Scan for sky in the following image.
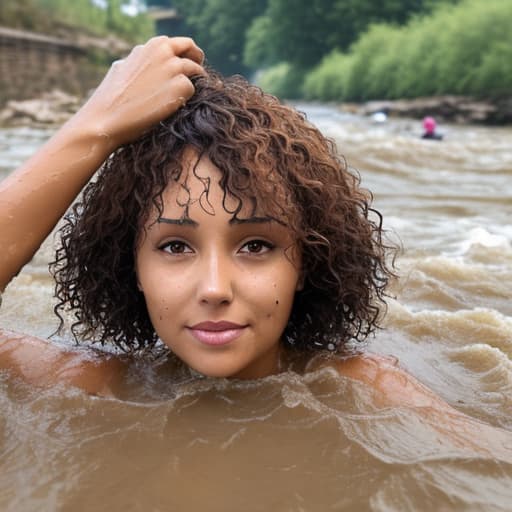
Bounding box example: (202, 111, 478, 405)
(90, 0, 147, 16)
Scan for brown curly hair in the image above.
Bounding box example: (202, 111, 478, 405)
(50, 71, 396, 354)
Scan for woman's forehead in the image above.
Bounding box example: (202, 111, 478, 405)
(152, 151, 294, 222)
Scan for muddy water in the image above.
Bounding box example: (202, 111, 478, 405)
(1, 110, 511, 511)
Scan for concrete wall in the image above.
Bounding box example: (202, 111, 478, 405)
(0, 26, 107, 106)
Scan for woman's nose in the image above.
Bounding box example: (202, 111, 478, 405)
(197, 251, 234, 306)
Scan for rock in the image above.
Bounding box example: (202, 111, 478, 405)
(74, 33, 131, 56)
(0, 89, 81, 126)
(490, 98, 512, 124)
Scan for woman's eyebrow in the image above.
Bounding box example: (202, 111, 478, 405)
(157, 216, 198, 227)
(157, 215, 282, 227)
(229, 216, 274, 225)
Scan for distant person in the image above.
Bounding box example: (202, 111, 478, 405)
(421, 116, 443, 140)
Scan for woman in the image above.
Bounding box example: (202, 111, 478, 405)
(0, 36, 509, 454)
(1, 34, 393, 388)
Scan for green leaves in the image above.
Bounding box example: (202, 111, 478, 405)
(303, 0, 512, 102)
(0, 0, 154, 43)
(172, 0, 267, 76)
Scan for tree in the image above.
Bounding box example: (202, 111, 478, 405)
(171, 0, 267, 75)
(245, 0, 457, 70)
(246, 0, 336, 69)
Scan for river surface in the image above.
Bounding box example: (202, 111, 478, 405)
(1, 107, 512, 511)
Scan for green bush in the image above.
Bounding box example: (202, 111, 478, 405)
(350, 24, 406, 100)
(303, 0, 512, 101)
(255, 63, 305, 99)
(472, 40, 512, 97)
(344, 24, 394, 101)
(434, 0, 511, 95)
(389, 15, 446, 98)
(303, 52, 352, 101)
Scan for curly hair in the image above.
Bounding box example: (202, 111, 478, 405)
(50, 71, 396, 354)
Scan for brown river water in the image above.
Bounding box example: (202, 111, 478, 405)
(0, 107, 511, 511)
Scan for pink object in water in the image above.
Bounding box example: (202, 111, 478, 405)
(423, 116, 437, 134)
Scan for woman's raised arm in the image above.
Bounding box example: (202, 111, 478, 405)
(0, 36, 204, 292)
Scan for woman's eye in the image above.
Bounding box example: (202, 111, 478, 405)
(239, 240, 274, 254)
(160, 241, 192, 254)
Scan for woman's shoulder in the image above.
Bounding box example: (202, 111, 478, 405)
(0, 328, 127, 397)
(313, 351, 450, 409)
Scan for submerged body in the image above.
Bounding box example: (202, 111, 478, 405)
(0, 35, 388, 387)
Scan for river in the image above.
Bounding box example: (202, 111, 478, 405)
(1, 107, 511, 511)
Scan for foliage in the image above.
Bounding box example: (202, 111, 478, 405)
(243, 15, 274, 70)
(472, 40, 512, 97)
(255, 62, 306, 99)
(245, 0, 335, 70)
(303, 52, 353, 101)
(245, 0, 456, 70)
(0, 0, 45, 32)
(171, 0, 267, 76)
(433, 0, 511, 96)
(304, 0, 512, 101)
(5, 0, 508, 101)
(0, 0, 154, 43)
(151, 0, 452, 76)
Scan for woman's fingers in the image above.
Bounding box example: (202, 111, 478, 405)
(167, 56, 205, 81)
(167, 74, 195, 105)
(131, 37, 205, 84)
(168, 36, 205, 64)
(144, 35, 204, 65)
(77, 36, 206, 147)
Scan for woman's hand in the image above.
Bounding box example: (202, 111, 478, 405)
(0, 36, 204, 292)
(76, 36, 205, 149)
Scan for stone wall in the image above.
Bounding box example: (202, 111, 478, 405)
(0, 26, 107, 106)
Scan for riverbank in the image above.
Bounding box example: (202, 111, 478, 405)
(2, 91, 511, 128)
(341, 96, 512, 125)
(0, 25, 130, 109)
(0, 90, 81, 127)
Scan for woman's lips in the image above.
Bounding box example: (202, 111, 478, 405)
(187, 321, 247, 346)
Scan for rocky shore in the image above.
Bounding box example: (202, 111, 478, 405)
(1, 90, 511, 127)
(0, 90, 82, 126)
(342, 95, 512, 125)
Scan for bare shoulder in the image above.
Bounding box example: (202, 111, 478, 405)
(334, 352, 451, 409)
(334, 352, 512, 463)
(0, 328, 127, 397)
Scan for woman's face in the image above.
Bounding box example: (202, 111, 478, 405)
(135, 151, 302, 379)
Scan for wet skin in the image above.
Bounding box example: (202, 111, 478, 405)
(0, 36, 205, 293)
(135, 151, 302, 379)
